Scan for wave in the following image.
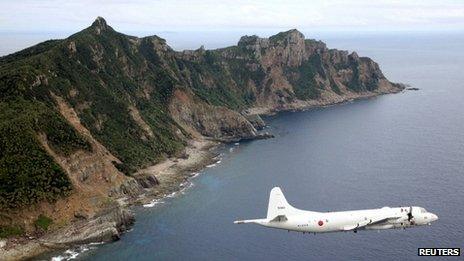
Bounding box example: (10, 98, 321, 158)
(143, 199, 164, 208)
(189, 172, 200, 178)
(51, 242, 104, 261)
(206, 158, 222, 168)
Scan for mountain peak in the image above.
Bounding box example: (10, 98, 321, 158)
(90, 16, 112, 34)
(237, 35, 260, 46)
(269, 29, 305, 43)
(92, 17, 107, 27)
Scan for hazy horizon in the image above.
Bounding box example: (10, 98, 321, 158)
(1, 0, 463, 56)
(1, 26, 463, 57)
(1, 1, 463, 31)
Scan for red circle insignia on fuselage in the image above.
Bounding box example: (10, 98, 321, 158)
(318, 220, 324, 226)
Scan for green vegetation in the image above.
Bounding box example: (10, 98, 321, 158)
(1, 21, 185, 180)
(179, 50, 245, 109)
(180, 47, 266, 110)
(0, 99, 87, 209)
(68, 34, 186, 173)
(0, 225, 24, 238)
(345, 58, 379, 92)
(34, 214, 53, 231)
(285, 54, 323, 100)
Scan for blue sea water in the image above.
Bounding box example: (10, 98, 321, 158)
(36, 32, 463, 260)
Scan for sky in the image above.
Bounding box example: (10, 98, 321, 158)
(0, 0, 463, 55)
(0, 0, 463, 33)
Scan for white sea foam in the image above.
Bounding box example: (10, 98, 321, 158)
(88, 242, 105, 246)
(166, 191, 177, 198)
(143, 173, 199, 208)
(66, 249, 79, 259)
(180, 182, 194, 194)
(51, 243, 99, 261)
(207, 157, 222, 168)
(143, 199, 164, 208)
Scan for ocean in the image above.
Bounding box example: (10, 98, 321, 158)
(24, 31, 464, 260)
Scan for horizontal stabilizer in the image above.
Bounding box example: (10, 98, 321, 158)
(234, 219, 267, 224)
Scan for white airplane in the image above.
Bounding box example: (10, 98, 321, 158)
(234, 187, 438, 233)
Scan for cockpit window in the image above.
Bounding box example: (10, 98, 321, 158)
(420, 208, 427, 213)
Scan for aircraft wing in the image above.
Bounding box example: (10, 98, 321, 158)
(343, 214, 402, 231)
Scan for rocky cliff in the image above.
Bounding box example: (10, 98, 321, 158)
(0, 17, 402, 244)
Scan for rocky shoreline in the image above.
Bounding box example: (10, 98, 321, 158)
(0, 139, 222, 260)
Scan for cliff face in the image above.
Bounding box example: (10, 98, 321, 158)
(176, 29, 401, 114)
(0, 17, 402, 234)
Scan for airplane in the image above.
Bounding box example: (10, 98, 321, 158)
(234, 187, 438, 233)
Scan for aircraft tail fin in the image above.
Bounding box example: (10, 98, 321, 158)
(266, 187, 296, 220)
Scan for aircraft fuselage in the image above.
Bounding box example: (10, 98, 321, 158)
(255, 206, 437, 233)
(234, 187, 438, 233)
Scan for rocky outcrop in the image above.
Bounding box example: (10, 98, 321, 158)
(169, 89, 260, 142)
(242, 113, 266, 130)
(201, 29, 403, 114)
(43, 205, 134, 245)
(132, 173, 159, 189)
(0, 205, 134, 261)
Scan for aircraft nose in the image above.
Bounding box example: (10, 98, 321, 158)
(430, 213, 438, 222)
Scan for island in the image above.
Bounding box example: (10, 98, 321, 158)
(0, 17, 403, 259)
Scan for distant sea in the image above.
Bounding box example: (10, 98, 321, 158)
(18, 31, 463, 261)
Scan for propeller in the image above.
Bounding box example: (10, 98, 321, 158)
(407, 206, 414, 222)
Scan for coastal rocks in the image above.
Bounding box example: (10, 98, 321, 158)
(169, 90, 260, 141)
(73, 210, 90, 220)
(133, 173, 160, 189)
(242, 113, 266, 130)
(43, 206, 134, 246)
(0, 205, 134, 260)
(109, 179, 144, 198)
(248, 131, 274, 141)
